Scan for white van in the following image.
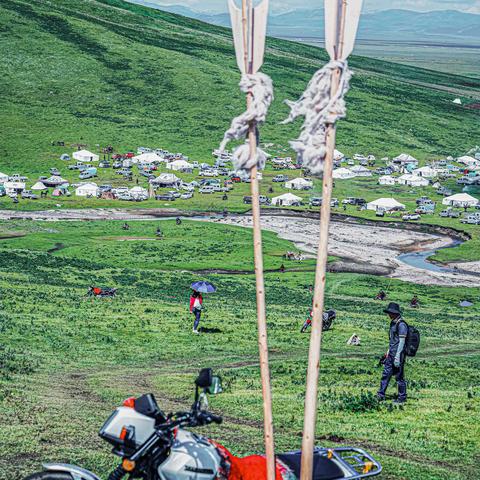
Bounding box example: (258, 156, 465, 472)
(199, 185, 214, 194)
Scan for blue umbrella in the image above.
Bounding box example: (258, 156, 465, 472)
(191, 281, 216, 293)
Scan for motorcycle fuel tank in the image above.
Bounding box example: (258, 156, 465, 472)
(158, 430, 222, 480)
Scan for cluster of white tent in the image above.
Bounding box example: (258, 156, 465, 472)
(285, 178, 313, 190)
(132, 153, 193, 172)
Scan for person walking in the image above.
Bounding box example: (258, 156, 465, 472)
(377, 302, 408, 404)
(190, 290, 203, 334)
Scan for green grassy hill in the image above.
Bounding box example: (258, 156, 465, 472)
(0, 0, 480, 179)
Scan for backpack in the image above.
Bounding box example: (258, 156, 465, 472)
(403, 322, 420, 357)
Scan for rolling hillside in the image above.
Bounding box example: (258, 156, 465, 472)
(0, 0, 480, 177)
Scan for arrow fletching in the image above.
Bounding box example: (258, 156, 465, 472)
(228, 0, 269, 74)
(324, 0, 363, 60)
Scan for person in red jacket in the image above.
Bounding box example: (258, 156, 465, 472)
(190, 291, 203, 334)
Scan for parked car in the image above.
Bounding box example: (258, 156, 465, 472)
(461, 214, 480, 225)
(440, 209, 460, 218)
(117, 193, 133, 201)
(99, 161, 111, 168)
(272, 174, 289, 182)
(199, 169, 219, 177)
(155, 193, 176, 201)
(180, 192, 193, 200)
(21, 190, 38, 200)
(99, 184, 112, 192)
(402, 214, 420, 221)
(310, 197, 322, 207)
(331, 198, 339, 207)
(113, 161, 123, 169)
(243, 196, 253, 205)
(168, 191, 181, 198)
(231, 176, 241, 183)
(199, 186, 215, 194)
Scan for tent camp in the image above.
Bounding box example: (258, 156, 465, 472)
(272, 193, 302, 206)
(150, 173, 180, 187)
(350, 165, 372, 177)
(457, 155, 478, 166)
(413, 166, 437, 178)
(75, 183, 99, 197)
(378, 175, 395, 186)
(73, 149, 99, 162)
(31, 181, 47, 191)
(0, 172, 8, 184)
(393, 153, 418, 165)
(367, 198, 405, 212)
(397, 174, 429, 187)
(133, 152, 164, 164)
(442, 193, 479, 207)
(43, 176, 68, 187)
(332, 167, 356, 180)
(285, 178, 313, 190)
(166, 160, 194, 172)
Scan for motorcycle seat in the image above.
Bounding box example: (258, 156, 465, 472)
(277, 452, 345, 480)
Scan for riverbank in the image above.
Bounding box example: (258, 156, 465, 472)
(0, 208, 477, 287)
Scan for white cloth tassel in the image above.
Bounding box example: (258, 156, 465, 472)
(220, 73, 274, 174)
(282, 60, 352, 175)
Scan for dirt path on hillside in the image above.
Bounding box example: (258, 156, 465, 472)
(0, 208, 477, 287)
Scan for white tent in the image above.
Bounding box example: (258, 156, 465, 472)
(75, 182, 99, 197)
(332, 167, 356, 180)
(151, 173, 180, 186)
(442, 193, 479, 207)
(129, 186, 148, 198)
(133, 152, 164, 164)
(378, 175, 395, 186)
(31, 181, 47, 191)
(73, 149, 99, 162)
(413, 166, 437, 178)
(397, 174, 429, 187)
(453, 98, 462, 105)
(166, 160, 193, 171)
(334, 149, 344, 161)
(393, 153, 418, 165)
(43, 175, 68, 187)
(367, 198, 405, 212)
(350, 165, 372, 177)
(4, 181, 25, 194)
(0, 172, 8, 184)
(285, 178, 313, 190)
(272, 193, 302, 206)
(457, 155, 479, 166)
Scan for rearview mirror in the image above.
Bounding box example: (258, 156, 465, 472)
(206, 376, 222, 395)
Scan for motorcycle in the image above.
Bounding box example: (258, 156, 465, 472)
(24, 369, 382, 480)
(87, 287, 117, 298)
(301, 309, 336, 333)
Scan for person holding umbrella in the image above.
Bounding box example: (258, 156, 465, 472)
(189, 281, 216, 334)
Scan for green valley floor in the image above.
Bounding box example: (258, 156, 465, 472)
(0, 220, 479, 480)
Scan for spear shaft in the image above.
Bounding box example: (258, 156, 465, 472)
(241, 2, 275, 479)
(300, 1, 347, 479)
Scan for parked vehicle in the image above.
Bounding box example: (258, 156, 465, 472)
(21, 190, 38, 200)
(331, 198, 339, 207)
(440, 209, 460, 218)
(272, 174, 289, 182)
(113, 161, 123, 169)
(243, 196, 253, 205)
(50, 168, 61, 175)
(199, 169, 219, 177)
(79, 167, 97, 180)
(199, 186, 215, 194)
(117, 193, 133, 201)
(23, 369, 381, 480)
(99, 161, 111, 168)
(402, 214, 421, 221)
(310, 197, 322, 207)
(180, 192, 193, 200)
(99, 185, 112, 192)
(155, 193, 176, 201)
(231, 176, 241, 183)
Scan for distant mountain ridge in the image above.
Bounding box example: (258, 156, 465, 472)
(127, 2, 480, 43)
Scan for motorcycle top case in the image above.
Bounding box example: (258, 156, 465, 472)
(99, 407, 156, 447)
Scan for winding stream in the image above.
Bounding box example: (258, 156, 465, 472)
(397, 240, 464, 273)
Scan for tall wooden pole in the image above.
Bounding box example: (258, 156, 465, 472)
(300, 2, 347, 479)
(241, 1, 275, 479)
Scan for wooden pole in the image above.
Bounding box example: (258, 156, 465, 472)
(241, 1, 275, 479)
(300, 2, 347, 479)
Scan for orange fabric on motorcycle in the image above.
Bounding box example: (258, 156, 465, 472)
(229, 455, 284, 480)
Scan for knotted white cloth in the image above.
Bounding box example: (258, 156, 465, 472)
(283, 60, 352, 175)
(220, 73, 274, 174)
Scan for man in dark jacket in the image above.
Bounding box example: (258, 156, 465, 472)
(377, 302, 408, 404)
